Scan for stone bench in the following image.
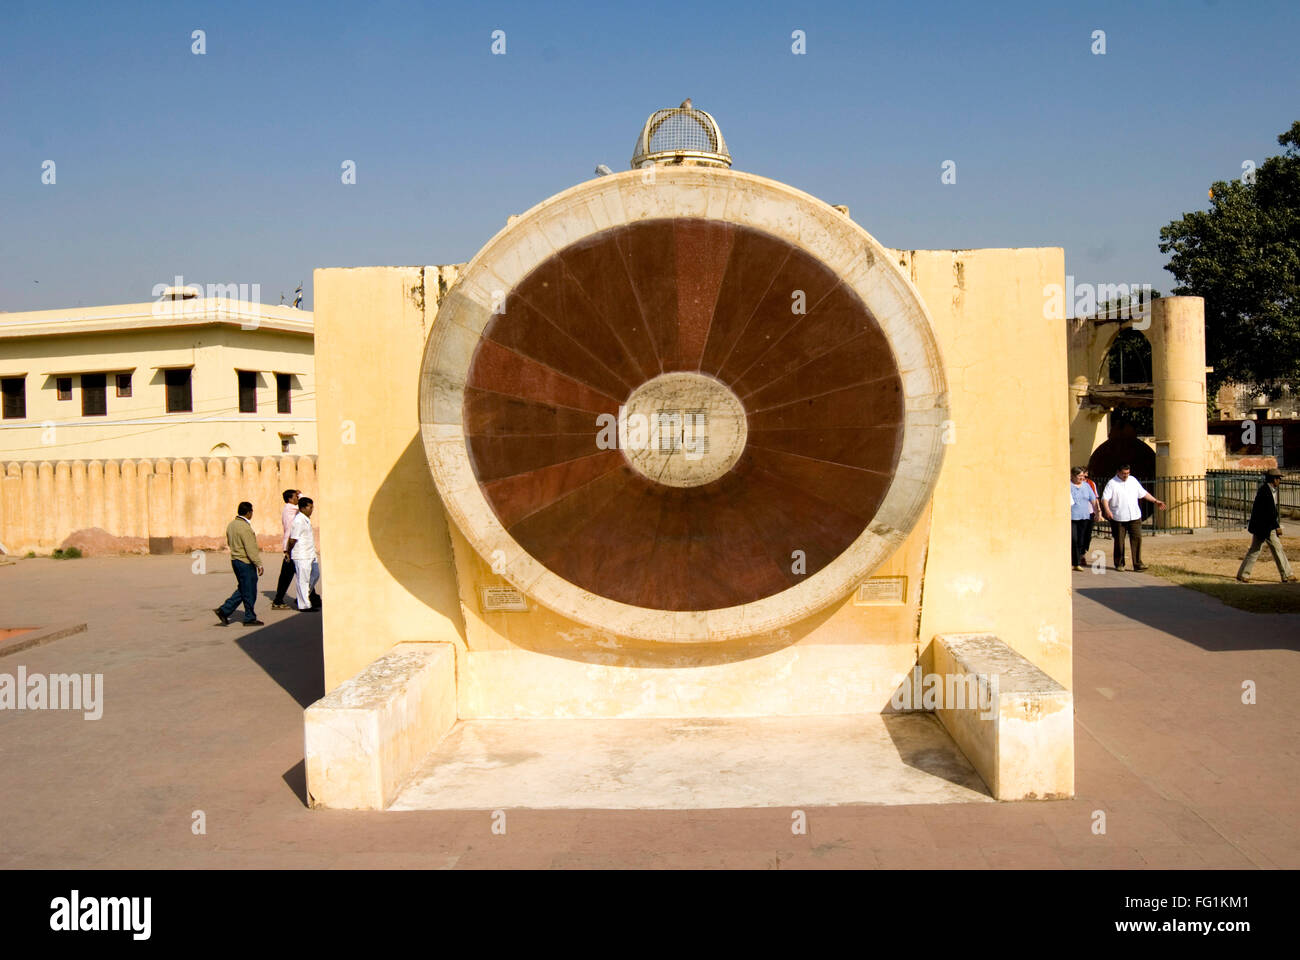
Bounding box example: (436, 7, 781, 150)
(304, 642, 457, 809)
(931, 633, 1073, 800)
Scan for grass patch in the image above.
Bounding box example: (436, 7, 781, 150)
(1145, 563, 1300, 614)
(51, 547, 82, 560)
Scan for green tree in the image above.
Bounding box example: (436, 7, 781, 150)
(1159, 121, 1300, 396)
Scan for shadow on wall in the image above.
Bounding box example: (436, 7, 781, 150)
(500, 612, 830, 668)
(367, 437, 860, 669)
(367, 434, 467, 636)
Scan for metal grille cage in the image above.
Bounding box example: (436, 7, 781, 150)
(631, 105, 731, 169)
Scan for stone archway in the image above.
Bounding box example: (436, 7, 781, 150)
(1101, 328, 1153, 436)
(1087, 427, 1156, 488)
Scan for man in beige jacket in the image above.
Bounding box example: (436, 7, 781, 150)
(214, 501, 265, 626)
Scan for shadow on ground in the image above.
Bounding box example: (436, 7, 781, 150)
(282, 759, 308, 807)
(1076, 583, 1300, 653)
(883, 712, 992, 798)
(232, 613, 322, 808)
(234, 612, 325, 708)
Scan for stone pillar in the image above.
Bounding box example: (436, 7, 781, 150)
(53, 461, 73, 545)
(1150, 296, 1207, 527)
(120, 460, 138, 540)
(1068, 376, 1109, 469)
(241, 456, 261, 535)
(87, 461, 104, 531)
(23, 462, 40, 551)
(221, 458, 240, 533)
(70, 460, 88, 534)
(205, 459, 224, 541)
(104, 460, 122, 537)
(188, 459, 205, 541)
(259, 457, 280, 546)
(171, 459, 190, 540)
(277, 455, 298, 509)
(37, 462, 54, 548)
(295, 455, 316, 499)
(135, 460, 153, 541)
(147, 459, 171, 553)
(3, 464, 23, 553)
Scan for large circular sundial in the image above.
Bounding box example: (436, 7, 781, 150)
(419, 167, 948, 643)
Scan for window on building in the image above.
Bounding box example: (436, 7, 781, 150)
(276, 373, 291, 414)
(165, 368, 192, 413)
(1, 378, 25, 419)
(116, 373, 132, 397)
(1263, 424, 1284, 467)
(81, 373, 108, 416)
(238, 370, 258, 413)
(56, 377, 72, 401)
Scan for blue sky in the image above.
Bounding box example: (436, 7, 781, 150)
(2, 0, 1297, 311)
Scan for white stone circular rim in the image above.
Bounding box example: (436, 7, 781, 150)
(419, 166, 949, 644)
(619, 372, 748, 488)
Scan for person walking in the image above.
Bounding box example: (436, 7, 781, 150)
(1081, 469, 1099, 559)
(285, 497, 321, 612)
(1070, 467, 1099, 570)
(1236, 468, 1295, 583)
(213, 501, 264, 626)
(1100, 464, 1166, 571)
(271, 489, 300, 609)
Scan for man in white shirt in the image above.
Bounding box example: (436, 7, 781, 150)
(284, 497, 321, 612)
(271, 489, 300, 610)
(1100, 464, 1165, 571)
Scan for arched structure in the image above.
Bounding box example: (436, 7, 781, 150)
(1067, 296, 1208, 527)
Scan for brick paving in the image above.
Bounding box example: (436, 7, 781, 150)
(0, 555, 1296, 868)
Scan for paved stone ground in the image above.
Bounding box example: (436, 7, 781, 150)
(1, 555, 1296, 869)
(390, 715, 993, 810)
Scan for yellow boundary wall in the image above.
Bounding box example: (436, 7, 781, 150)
(0, 455, 316, 554)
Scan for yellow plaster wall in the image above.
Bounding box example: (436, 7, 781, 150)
(0, 454, 314, 553)
(899, 247, 1073, 688)
(448, 509, 930, 717)
(313, 266, 467, 691)
(315, 246, 1071, 703)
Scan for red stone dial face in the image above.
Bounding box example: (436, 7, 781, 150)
(463, 217, 904, 611)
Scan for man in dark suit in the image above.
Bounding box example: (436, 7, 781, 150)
(1236, 468, 1295, 583)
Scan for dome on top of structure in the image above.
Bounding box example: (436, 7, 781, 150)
(631, 101, 731, 169)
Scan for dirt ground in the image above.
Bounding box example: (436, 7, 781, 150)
(1129, 533, 1300, 613)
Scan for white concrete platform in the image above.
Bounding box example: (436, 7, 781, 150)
(389, 714, 993, 810)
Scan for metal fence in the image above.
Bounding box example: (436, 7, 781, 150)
(1089, 472, 1300, 538)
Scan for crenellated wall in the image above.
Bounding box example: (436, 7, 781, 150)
(0, 455, 316, 555)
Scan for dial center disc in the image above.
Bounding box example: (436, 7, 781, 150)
(618, 372, 748, 488)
